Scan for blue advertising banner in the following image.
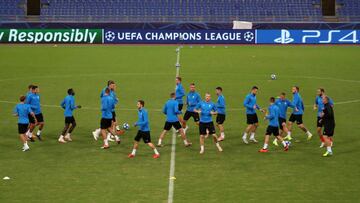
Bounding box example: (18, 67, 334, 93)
(257, 29, 360, 44)
(103, 29, 256, 44)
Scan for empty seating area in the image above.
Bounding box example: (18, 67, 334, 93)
(337, 0, 360, 21)
(0, 0, 359, 22)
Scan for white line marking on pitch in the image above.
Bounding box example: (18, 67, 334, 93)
(167, 130, 177, 203)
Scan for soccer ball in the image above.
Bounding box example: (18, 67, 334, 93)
(122, 123, 130, 130)
(270, 74, 277, 80)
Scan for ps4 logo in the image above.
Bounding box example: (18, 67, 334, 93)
(274, 29, 359, 44)
(274, 30, 294, 44)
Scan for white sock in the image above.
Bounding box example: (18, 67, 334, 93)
(306, 131, 311, 136)
(131, 149, 136, 155)
(158, 139, 162, 145)
(220, 132, 225, 138)
(59, 135, 64, 139)
(115, 135, 120, 141)
(95, 128, 101, 136)
(65, 133, 70, 137)
(36, 130, 41, 136)
(200, 145, 204, 151)
(250, 132, 255, 139)
(273, 139, 278, 142)
(282, 141, 287, 147)
(24, 142, 29, 148)
(287, 131, 291, 136)
(183, 140, 188, 145)
(215, 142, 220, 147)
(104, 139, 109, 146)
(327, 146, 332, 153)
(242, 133, 248, 139)
(263, 143, 268, 149)
(154, 148, 159, 155)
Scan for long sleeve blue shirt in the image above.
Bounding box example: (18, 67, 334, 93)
(216, 94, 226, 115)
(243, 93, 260, 115)
(136, 108, 150, 131)
(315, 96, 334, 117)
(292, 92, 304, 115)
(25, 93, 42, 115)
(196, 101, 217, 123)
(14, 103, 33, 124)
(266, 104, 280, 127)
(175, 83, 185, 105)
(100, 87, 118, 111)
(61, 95, 78, 117)
(163, 99, 181, 122)
(101, 95, 114, 119)
(275, 98, 294, 119)
(186, 91, 201, 112)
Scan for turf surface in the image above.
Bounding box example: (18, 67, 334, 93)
(0, 45, 359, 202)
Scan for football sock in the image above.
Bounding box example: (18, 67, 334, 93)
(154, 149, 159, 155)
(282, 141, 287, 147)
(250, 133, 255, 139)
(327, 146, 332, 153)
(242, 133, 248, 139)
(221, 132, 225, 138)
(37, 130, 41, 136)
(263, 143, 268, 149)
(131, 149, 136, 155)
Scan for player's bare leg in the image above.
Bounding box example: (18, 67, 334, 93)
(212, 134, 223, 152)
(107, 127, 121, 144)
(322, 135, 333, 156)
(199, 135, 205, 154)
(20, 133, 30, 151)
(217, 123, 225, 141)
(147, 143, 160, 158)
(58, 123, 70, 143)
(128, 141, 139, 158)
(298, 123, 313, 140)
(178, 128, 192, 147)
(36, 122, 44, 140)
(242, 124, 253, 144)
(100, 129, 109, 149)
(249, 123, 258, 143)
(157, 130, 168, 147)
(285, 122, 293, 140)
(65, 122, 76, 141)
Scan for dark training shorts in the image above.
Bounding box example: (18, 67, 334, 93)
(266, 126, 280, 136)
(289, 114, 303, 125)
(278, 117, 286, 130)
(100, 118, 112, 129)
(164, 121, 182, 131)
(323, 123, 335, 137)
(134, 130, 151, 143)
(178, 104, 183, 112)
(216, 114, 226, 124)
(65, 116, 76, 125)
(246, 114, 258, 125)
(317, 117, 323, 128)
(112, 111, 116, 122)
(18, 123, 28, 134)
(199, 122, 216, 135)
(184, 111, 200, 122)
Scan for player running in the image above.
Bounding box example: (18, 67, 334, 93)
(175, 77, 185, 113)
(13, 96, 37, 152)
(194, 93, 223, 154)
(25, 84, 35, 141)
(157, 93, 192, 147)
(242, 86, 265, 144)
(259, 97, 290, 153)
(92, 80, 120, 143)
(99, 88, 121, 149)
(215, 87, 226, 142)
(182, 83, 201, 134)
(313, 88, 334, 148)
(272, 92, 294, 146)
(286, 86, 313, 141)
(320, 96, 335, 157)
(58, 88, 81, 143)
(26, 85, 45, 141)
(128, 100, 160, 159)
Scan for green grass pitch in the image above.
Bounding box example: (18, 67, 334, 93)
(0, 45, 359, 202)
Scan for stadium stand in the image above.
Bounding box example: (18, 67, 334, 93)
(0, 0, 358, 22)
